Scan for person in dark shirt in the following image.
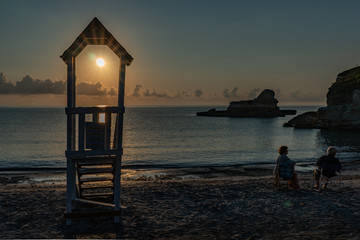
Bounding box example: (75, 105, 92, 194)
(314, 147, 342, 189)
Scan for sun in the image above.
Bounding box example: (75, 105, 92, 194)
(96, 58, 105, 67)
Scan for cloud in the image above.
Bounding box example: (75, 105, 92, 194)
(222, 87, 239, 98)
(247, 88, 260, 98)
(289, 90, 301, 99)
(278, 89, 325, 103)
(194, 89, 203, 97)
(0, 73, 65, 94)
(174, 91, 189, 98)
(77, 82, 117, 96)
(108, 88, 117, 96)
(135, 88, 201, 99)
(131, 87, 197, 99)
(275, 88, 281, 98)
(0, 72, 15, 94)
(132, 85, 142, 97)
(143, 89, 168, 98)
(15, 75, 65, 94)
(0, 73, 117, 96)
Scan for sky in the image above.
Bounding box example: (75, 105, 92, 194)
(1, 0, 360, 107)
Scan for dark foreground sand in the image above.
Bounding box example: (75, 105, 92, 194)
(1, 163, 360, 239)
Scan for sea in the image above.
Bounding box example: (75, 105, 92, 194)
(1, 106, 360, 171)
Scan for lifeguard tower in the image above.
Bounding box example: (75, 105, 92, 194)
(60, 18, 133, 224)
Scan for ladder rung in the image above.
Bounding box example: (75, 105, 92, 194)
(82, 192, 114, 198)
(79, 167, 114, 175)
(80, 185, 114, 191)
(77, 160, 115, 167)
(73, 156, 117, 161)
(80, 177, 113, 183)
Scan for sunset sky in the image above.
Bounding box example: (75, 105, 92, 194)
(1, 0, 360, 106)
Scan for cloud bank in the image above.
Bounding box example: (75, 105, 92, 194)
(0, 73, 325, 104)
(0, 73, 65, 94)
(143, 89, 168, 98)
(194, 89, 203, 97)
(0, 73, 116, 96)
(77, 82, 116, 96)
(247, 88, 261, 98)
(222, 87, 239, 99)
(128, 85, 324, 104)
(132, 84, 142, 97)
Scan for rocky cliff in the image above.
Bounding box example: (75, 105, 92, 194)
(197, 89, 296, 118)
(284, 66, 360, 129)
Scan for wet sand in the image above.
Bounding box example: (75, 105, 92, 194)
(1, 163, 360, 239)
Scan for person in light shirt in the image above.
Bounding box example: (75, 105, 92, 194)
(275, 146, 299, 189)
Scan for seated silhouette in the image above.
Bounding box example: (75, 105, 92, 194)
(314, 147, 342, 189)
(274, 146, 299, 189)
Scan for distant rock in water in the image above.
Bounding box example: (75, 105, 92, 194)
(283, 111, 318, 128)
(284, 66, 360, 129)
(197, 89, 296, 118)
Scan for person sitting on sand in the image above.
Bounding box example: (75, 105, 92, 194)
(275, 146, 299, 189)
(314, 147, 342, 189)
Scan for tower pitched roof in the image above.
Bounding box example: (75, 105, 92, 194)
(60, 17, 133, 65)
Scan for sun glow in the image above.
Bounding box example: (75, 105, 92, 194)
(96, 58, 105, 67)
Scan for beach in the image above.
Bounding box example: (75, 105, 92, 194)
(1, 163, 360, 239)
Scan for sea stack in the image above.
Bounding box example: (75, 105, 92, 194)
(197, 89, 296, 118)
(284, 66, 360, 129)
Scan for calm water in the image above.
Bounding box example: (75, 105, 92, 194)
(0, 106, 360, 169)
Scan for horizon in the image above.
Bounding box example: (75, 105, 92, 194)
(0, 103, 325, 108)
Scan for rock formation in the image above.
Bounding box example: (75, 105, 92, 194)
(282, 111, 318, 128)
(284, 66, 360, 129)
(197, 89, 296, 118)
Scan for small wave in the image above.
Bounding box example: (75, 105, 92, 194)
(0, 167, 66, 172)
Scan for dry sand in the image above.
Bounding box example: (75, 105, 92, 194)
(1, 163, 360, 239)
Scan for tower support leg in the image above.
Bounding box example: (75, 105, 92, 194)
(66, 157, 76, 225)
(113, 156, 122, 223)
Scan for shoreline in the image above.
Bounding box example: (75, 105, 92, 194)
(2, 161, 360, 238)
(1, 159, 360, 184)
(2, 157, 359, 171)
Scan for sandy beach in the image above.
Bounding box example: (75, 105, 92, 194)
(1, 162, 360, 239)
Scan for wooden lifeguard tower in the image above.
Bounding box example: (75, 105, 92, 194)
(60, 18, 133, 224)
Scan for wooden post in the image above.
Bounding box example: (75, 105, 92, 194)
(105, 112, 111, 150)
(78, 114, 85, 151)
(66, 57, 77, 225)
(114, 58, 126, 223)
(66, 57, 75, 151)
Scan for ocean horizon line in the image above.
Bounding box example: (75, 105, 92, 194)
(0, 104, 324, 108)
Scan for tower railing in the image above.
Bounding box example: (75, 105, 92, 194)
(65, 106, 124, 158)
